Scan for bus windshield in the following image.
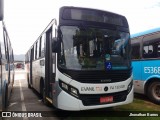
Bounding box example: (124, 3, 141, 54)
(58, 26, 130, 70)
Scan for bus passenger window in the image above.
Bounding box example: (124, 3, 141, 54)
(41, 34, 45, 57)
(34, 43, 37, 60)
(143, 45, 153, 58)
(37, 40, 40, 58)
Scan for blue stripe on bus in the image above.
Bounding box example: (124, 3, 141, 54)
(132, 59, 160, 81)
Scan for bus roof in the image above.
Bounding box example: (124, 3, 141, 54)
(131, 27, 160, 38)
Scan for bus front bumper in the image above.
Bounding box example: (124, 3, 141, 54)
(57, 86, 134, 111)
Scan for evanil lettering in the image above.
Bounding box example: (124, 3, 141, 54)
(81, 87, 95, 91)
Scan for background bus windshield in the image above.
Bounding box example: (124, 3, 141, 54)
(58, 26, 130, 70)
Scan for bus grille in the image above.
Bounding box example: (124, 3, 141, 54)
(75, 71, 131, 83)
(59, 68, 132, 83)
(79, 90, 128, 106)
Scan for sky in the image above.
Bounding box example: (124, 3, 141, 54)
(3, 0, 160, 55)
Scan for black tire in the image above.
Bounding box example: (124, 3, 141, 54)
(148, 81, 160, 104)
(40, 79, 44, 98)
(27, 75, 31, 89)
(2, 86, 8, 110)
(28, 83, 31, 89)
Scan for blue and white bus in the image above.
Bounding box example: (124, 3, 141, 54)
(131, 27, 160, 104)
(25, 6, 133, 111)
(0, 0, 15, 111)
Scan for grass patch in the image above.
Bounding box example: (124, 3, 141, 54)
(65, 96, 160, 120)
(114, 97, 160, 111)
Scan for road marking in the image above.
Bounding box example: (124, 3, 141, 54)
(8, 102, 18, 107)
(19, 79, 29, 120)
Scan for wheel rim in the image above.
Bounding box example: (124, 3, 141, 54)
(153, 84, 160, 99)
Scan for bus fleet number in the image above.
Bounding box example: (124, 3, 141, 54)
(144, 67, 160, 74)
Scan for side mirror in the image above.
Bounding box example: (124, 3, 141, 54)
(0, 0, 4, 21)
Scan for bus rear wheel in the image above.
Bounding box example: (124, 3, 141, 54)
(2, 86, 8, 110)
(148, 81, 160, 104)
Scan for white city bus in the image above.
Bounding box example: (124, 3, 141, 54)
(0, 0, 15, 111)
(25, 6, 133, 111)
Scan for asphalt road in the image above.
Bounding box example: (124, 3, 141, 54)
(4, 70, 109, 120)
(3, 70, 62, 120)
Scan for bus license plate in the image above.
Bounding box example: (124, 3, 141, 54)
(100, 96, 113, 103)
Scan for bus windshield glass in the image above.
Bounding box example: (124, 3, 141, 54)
(58, 26, 130, 70)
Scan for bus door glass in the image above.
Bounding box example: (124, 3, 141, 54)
(45, 28, 53, 98)
(51, 23, 57, 102)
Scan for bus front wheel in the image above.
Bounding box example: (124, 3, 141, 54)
(148, 81, 160, 104)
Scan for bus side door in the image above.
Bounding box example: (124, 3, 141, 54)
(45, 27, 54, 98)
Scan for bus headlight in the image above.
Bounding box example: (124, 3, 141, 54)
(127, 80, 133, 93)
(70, 87, 78, 97)
(59, 80, 79, 98)
(61, 82, 68, 90)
